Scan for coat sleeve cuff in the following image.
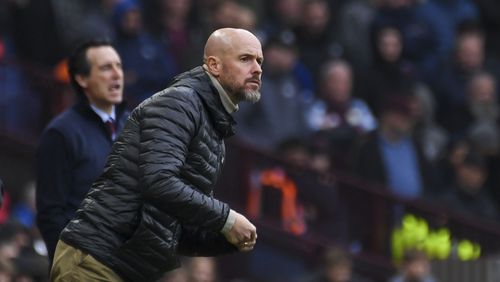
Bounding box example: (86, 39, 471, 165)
(220, 209, 236, 234)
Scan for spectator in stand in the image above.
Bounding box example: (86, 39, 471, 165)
(435, 137, 472, 189)
(371, 0, 449, 81)
(430, 0, 479, 55)
(336, 0, 378, 72)
(208, 1, 245, 31)
(307, 59, 377, 169)
(354, 95, 440, 199)
(260, 0, 304, 39)
(0, 222, 49, 281)
(308, 59, 377, 134)
(466, 73, 500, 156)
(294, 0, 344, 83)
(185, 257, 218, 282)
(205, 2, 263, 51)
(11, 181, 36, 230)
(144, 0, 205, 71)
(432, 22, 500, 121)
(276, 138, 313, 169)
(388, 249, 437, 282)
(441, 71, 499, 153)
(301, 246, 371, 282)
(10, 0, 64, 67)
(412, 87, 449, 163)
(35, 39, 129, 263)
(361, 25, 420, 115)
(473, 0, 500, 59)
(0, 223, 24, 261)
(160, 256, 218, 282)
(50, 0, 115, 55)
(0, 223, 20, 281)
(112, 0, 178, 108)
(0, 256, 14, 282)
(237, 4, 258, 32)
(10, 181, 48, 259)
(236, 33, 313, 151)
(0, 25, 41, 134)
(440, 150, 499, 221)
(274, 138, 347, 239)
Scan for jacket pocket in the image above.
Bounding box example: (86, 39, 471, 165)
(113, 208, 180, 280)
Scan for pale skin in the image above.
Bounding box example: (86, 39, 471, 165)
(75, 46, 124, 115)
(203, 28, 263, 252)
(203, 28, 263, 104)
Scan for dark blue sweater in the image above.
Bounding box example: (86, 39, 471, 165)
(35, 101, 128, 261)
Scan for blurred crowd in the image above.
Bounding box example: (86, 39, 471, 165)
(1, 0, 500, 281)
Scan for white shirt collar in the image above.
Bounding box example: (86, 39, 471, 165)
(90, 104, 116, 122)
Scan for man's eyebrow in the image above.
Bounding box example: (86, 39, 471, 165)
(239, 53, 262, 58)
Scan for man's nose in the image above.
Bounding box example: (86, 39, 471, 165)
(112, 65, 123, 78)
(252, 60, 262, 75)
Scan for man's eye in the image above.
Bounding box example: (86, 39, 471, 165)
(241, 57, 249, 62)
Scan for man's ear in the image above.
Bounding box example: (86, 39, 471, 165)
(75, 74, 88, 89)
(205, 56, 221, 77)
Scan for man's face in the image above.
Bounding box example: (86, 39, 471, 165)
(468, 75, 496, 103)
(404, 259, 430, 280)
(325, 262, 352, 282)
(218, 37, 263, 103)
(457, 164, 486, 194)
(78, 46, 124, 109)
(264, 44, 296, 75)
(383, 111, 415, 136)
(323, 64, 352, 105)
(378, 28, 402, 63)
(457, 34, 484, 71)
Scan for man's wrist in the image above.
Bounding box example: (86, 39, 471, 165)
(221, 209, 237, 234)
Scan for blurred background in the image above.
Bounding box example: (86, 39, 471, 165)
(2, 0, 500, 281)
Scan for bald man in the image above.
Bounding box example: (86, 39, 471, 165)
(50, 28, 263, 282)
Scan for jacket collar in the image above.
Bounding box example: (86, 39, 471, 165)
(171, 66, 236, 138)
(205, 70, 238, 114)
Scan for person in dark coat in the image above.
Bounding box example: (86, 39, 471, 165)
(112, 0, 178, 108)
(440, 150, 499, 221)
(35, 39, 129, 263)
(51, 28, 262, 282)
(353, 95, 441, 200)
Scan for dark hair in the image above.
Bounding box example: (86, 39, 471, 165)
(379, 94, 415, 117)
(456, 20, 484, 38)
(264, 30, 297, 51)
(68, 38, 114, 100)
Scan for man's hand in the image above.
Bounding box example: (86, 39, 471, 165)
(222, 212, 257, 252)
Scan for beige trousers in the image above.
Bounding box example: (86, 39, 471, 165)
(51, 240, 123, 282)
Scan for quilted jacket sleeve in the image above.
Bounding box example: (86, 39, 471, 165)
(177, 224, 238, 256)
(138, 89, 230, 232)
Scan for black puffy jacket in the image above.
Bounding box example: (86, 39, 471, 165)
(60, 67, 238, 281)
